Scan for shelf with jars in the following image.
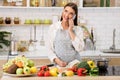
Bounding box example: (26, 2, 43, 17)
(0, 17, 52, 27)
(0, 0, 120, 9)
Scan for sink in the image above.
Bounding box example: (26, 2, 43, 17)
(101, 49, 120, 53)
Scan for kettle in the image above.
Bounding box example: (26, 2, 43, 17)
(95, 58, 109, 75)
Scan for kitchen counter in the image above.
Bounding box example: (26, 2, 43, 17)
(0, 49, 120, 80)
(0, 48, 120, 60)
(1, 75, 120, 80)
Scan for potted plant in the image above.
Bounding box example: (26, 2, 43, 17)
(0, 31, 11, 49)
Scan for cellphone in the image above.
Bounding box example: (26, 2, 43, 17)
(72, 15, 76, 20)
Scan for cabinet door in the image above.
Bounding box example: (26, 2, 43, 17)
(83, 0, 116, 7)
(2, 0, 27, 7)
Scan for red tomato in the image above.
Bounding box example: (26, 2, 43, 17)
(72, 65, 78, 72)
(44, 71, 51, 77)
(77, 68, 87, 76)
(37, 70, 44, 77)
(40, 66, 49, 71)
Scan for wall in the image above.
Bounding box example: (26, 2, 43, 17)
(0, 8, 120, 51)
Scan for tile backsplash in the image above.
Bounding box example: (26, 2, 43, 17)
(0, 8, 120, 50)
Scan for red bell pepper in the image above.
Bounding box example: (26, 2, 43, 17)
(77, 68, 87, 76)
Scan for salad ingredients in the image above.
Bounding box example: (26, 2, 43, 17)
(77, 61, 90, 73)
(49, 67, 59, 77)
(87, 60, 96, 69)
(77, 68, 87, 76)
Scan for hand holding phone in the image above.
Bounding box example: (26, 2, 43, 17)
(72, 15, 76, 20)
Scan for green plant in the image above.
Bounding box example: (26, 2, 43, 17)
(0, 31, 11, 48)
(81, 25, 93, 41)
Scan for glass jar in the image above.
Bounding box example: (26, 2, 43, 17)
(14, 17, 20, 24)
(5, 17, 11, 24)
(45, 0, 52, 7)
(30, 0, 39, 7)
(39, 0, 45, 7)
(0, 17, 4, 24)
(60, 0, 68, 7)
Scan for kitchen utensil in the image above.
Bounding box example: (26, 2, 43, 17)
(36, 64, 55, 68)
(40, 25, 45, 46)
(33, 25, 37, 42)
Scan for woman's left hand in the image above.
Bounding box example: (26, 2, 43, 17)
(68, 19, 74, 31)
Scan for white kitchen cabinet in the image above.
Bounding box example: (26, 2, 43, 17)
(0, 0, 120, 9)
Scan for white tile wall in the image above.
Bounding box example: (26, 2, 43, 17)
(0, 8, 120, 50)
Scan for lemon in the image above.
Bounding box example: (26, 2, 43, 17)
(30, 66, 37, 73)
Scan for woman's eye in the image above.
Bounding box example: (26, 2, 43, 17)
(64, 10, 68, 13)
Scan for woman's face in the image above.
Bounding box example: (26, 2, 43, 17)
(62, 6, 75, 22)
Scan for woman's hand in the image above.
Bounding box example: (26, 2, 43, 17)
(68, 19, 74, 31)
(54, 58, 67, 67)
(68, 19, 76, 41)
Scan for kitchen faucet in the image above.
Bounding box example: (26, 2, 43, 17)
(110, 28, 116, 50)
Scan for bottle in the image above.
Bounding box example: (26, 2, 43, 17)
(106, 0, 110, 7)
(51, 0, 56, 6)
(91, 27, 96, 50)
(100, 0, 104, 7)
(91, 27, 94, 42)
(10, 34, 18, 55)
(85, 37, 94, 50)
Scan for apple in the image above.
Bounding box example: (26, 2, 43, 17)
(34, 19, 41, 24)
(28, 60, 34, 67)
(43, 19, 51, 24)
(23, 67, 31, 74)
(25, 19, 32, 24)
(16, 68, 23, 75)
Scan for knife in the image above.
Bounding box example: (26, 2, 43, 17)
(36, 64, 55, 68)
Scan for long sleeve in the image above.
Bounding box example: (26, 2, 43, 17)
(72, 26, 85, 52)
(46, 22, 60, 62)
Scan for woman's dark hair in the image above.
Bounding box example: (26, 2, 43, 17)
(60, 2, 78, 26)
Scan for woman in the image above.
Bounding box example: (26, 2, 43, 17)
(47, 2, 84, 67)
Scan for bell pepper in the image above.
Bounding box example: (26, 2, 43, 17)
(77, 68, 87, 76)
(89, 67, 99, 76)
(87, 60, 96, 69)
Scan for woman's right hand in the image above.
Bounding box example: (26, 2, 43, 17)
(54, 58, 67, 67)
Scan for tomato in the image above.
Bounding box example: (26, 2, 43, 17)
(40, 66, 49, 71)
(77, 68, 87, 76)
(44, 71, 51, 77)
(37, 70, 44, 77)
(72, 65, 78, 72)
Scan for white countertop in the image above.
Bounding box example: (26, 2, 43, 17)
(0, 46, 120, 60)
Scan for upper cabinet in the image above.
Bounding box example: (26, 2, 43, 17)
(0, 0, 120, 9)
